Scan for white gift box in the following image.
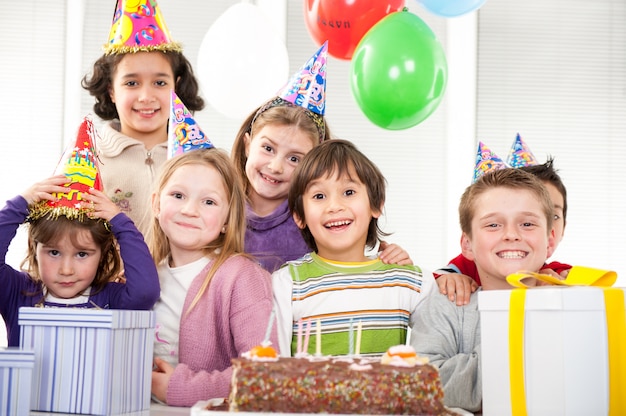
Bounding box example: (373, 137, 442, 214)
(0, 347, 34, 416)
(19, 307, 155, 415)
(478, 287, 626, 416)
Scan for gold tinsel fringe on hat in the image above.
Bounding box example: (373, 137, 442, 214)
(103, 42, 183, 56)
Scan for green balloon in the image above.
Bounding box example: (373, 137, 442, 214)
(350, 10, 448, 130)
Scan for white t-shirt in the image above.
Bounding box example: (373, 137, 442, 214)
(153, 256, 210, 366)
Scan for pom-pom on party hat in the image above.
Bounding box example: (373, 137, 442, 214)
(104, 0, 182, 55)
(276, 41, 328, 116)
(29, 116, 103, 221)
(506, 133, 538, 168)
(473, 141, 508, 183)
(168, 90, 214, 158)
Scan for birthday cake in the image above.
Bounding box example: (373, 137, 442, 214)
(226, 345, 450, 415)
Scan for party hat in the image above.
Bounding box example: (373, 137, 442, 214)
(276, 41, 328, 116)
(506, 133, 538, 168)
(30, 117, 103, 221)
(104, 0, 182, 55)
(168, 91, 214, 158)
(473, 141, 508, 183)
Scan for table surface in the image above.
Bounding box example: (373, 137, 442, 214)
(31, 403, 190, 415)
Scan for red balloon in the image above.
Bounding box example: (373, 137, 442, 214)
(304, 0, 405, 60)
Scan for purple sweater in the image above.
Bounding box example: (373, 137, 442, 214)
(166, 255, 278, 406)
(0, 196, 160, 346)
(244, 200, 310, 273)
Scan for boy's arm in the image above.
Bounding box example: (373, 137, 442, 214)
(410, 293, 483, 412)
(272, 266, 294, 357)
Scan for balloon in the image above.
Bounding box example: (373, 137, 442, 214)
(304, 0, 405, 60)
(418, 0, 487, 18)
(350, 10, 447, 130)
(197, 4, 289, 120)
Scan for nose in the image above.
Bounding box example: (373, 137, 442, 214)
(325, 193, 344, 213)
(180, 199, 198, 216)
(138, 85, 155, 103)
(503, 224, 521, 241)
(59, 257, 74, 276)
(267, 156, 283, 174)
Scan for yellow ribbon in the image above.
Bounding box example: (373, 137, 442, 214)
(505, 266, 624, 415)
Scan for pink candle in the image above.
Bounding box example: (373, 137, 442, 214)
(303, 319, 312, 354)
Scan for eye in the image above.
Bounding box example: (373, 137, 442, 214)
(170, 192, 183, 200)
(203, 199, 216, 206)
(344, 189, 355, 196)
(553, 214, 561, 221)
(48, 249, 61, 257)
(521, 222, 536, 228)
(155, 80, 168, 87)
(263, 144, 274, 153)
(77, 252, 89, 259)
(289, 155, 300, 163)
(124, 81, 138, 87)
(312, 193, 324, 200)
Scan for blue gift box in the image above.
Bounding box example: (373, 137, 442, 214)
(0, 347, 34, 416)
(19, 307, 155, 415)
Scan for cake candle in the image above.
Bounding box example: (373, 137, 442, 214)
(263, 308, 276, 345)
(303, 319, 312, 354)
(355, 320, 362, 356)
(296, 318, 303, 354)
(315, 319, 322, 356)
(348, 318, 354, 356)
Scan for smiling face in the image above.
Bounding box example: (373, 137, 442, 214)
(36, 229, 101, 299)
(244, 124, 315, 216)
(152, 163, 230, 267)
(461, 187, 554, 289)
(294, 166, 381, 262)
(109, 51, 175, 148)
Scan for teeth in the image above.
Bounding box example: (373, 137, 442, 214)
(326, 220, 351, 228)
(261, 173, 279, 184)
(498, 250, 526, 259)
(138, 109, 156, 114)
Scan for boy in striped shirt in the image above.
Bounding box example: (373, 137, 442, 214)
(272, 139, 437, 357)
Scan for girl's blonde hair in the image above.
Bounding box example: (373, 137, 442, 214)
(231, 100, 332, 198)
(22, 215, 121, 298)
(149, 148, 247, 314)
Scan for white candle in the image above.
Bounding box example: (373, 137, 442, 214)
(355, 320, 362, 356)
(315, 319, 322, 356)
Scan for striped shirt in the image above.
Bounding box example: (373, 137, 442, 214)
(273, 252, 436, 357)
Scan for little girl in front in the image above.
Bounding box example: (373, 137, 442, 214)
(150, 148, 278, 407)
(0, 118, 159, 347)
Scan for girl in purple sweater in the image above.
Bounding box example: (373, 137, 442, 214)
(149, 148, 278, 406)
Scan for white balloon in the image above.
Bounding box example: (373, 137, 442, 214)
(197, 3, 290, 120)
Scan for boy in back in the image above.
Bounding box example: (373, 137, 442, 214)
(411, 168, 556, 412)
(273, 139, 436, 357)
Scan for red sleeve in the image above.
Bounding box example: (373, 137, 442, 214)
(434, 253, 481, 286)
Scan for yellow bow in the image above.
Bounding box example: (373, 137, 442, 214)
(507, 265, 617, 288)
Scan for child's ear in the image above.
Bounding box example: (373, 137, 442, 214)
(460, 233, 475, 261)
(546, 228, 557, 258)
(293, 212, 306, 230)
(372, 203, 384, 219)
(244, 132, 251, 157)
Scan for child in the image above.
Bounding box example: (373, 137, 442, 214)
(0, 117, 159, 347)
(438, 140, 570, 305)
(273, 139, 436, 357)
(81, 0, 204, 236)
(232, 42, 410, 273)
(149, 148, 278, 407)
(411, 168, 556, 412)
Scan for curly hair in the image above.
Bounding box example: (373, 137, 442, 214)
(81, 51, 204, 120)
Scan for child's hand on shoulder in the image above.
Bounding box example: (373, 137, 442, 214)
(22, 175, 71, 205)
(437, 273, 478, 306)
(536, 267, 568, 285)
(378, 241, 413, 265)
(151, 357, 174, 404)
(80, 188, 121, 221)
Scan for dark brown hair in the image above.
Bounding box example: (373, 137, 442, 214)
(288, 139, 388, 252)
(81, 51, 204, 120)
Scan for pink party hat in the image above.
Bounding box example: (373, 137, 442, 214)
(30, 117, 103, 221)
(168, 91, 214, 158)
(473, 141, 508, 183)
(276, 41, 328, 116)
(104, 0, 182, 55)
(506, 133, 538, 168)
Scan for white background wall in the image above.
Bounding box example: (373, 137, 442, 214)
(0, 0, 624, 317)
